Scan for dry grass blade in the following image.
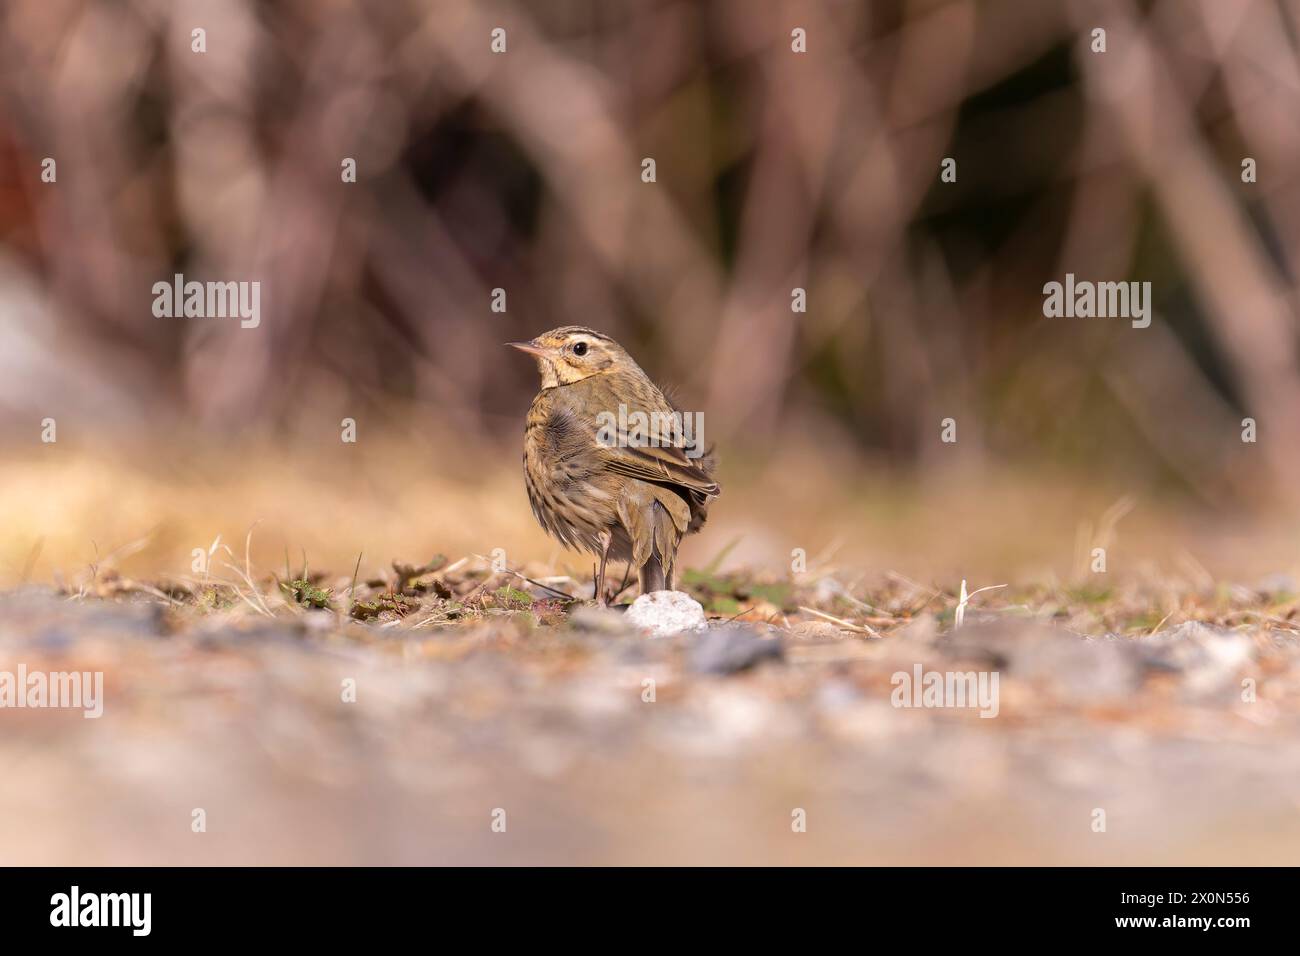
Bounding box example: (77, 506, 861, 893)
(217, 529, 275, 618)
(954, 581, 1008, 630)
(798, 606, 881, 638)
(19, 536, 43, 584)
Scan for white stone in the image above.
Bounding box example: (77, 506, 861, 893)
(625, 590, 707, 639)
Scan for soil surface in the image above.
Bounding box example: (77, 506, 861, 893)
(2, 567, 1297, 865)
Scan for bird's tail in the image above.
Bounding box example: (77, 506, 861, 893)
(638, 555, 668, 593)
(639, 497, 680, 593)
(621, 492, 684, 595)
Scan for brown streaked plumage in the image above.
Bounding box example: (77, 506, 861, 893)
(509, 326, 719, 604)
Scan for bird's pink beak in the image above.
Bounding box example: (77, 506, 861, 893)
(507, 339, 551, 358)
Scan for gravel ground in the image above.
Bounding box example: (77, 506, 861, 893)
(1, 583, 1297, 865)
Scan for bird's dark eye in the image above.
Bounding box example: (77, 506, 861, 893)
(572, 341, 588, 357)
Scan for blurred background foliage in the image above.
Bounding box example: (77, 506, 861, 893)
(2, 0, 1299, 581)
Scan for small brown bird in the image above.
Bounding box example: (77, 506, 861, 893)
(510, 327, 719, 604)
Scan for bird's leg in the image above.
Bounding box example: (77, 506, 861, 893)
(595, 531, 612, 607)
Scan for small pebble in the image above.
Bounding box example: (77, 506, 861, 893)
(688, 624, 783, 674)
(625, 590, 707, 639)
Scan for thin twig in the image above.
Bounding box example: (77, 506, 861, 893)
(470, 554, 575, 602)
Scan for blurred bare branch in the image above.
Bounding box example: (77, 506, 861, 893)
(1, 0, 1298, 506)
